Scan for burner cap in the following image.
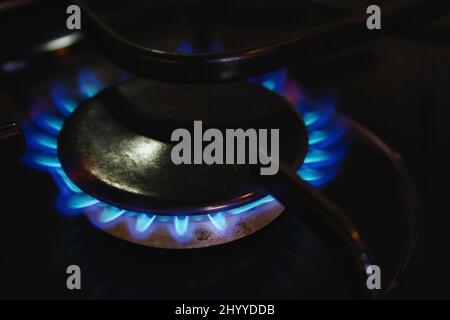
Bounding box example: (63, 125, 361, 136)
(58, 79, 307, 214)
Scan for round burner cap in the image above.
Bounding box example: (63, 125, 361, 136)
(58, 79, 307, 215)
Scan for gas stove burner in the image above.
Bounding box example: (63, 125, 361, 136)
(58, 79, 308, 213)
(23, 68, 348, 249)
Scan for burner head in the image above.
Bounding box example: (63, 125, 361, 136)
(57, 79, 308, 215)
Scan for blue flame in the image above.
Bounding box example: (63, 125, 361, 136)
(136, 214, 156, 233)
(77, 68, 103, 99)
(228, 195, 275, 215)
(208, 212, 227, 231)
(303, 111, 320, 127)
(176, 40, 224, 54)
(36, 113, 64, 133)
(30, 132, 58, 150)
(176, 41, 194, 54)
(174, 216, 189, 236)
(27, 153, 61, 169)
(50, 82, 78, 116)
(54, 169, 81, 192)
(23, 57, 348, 243)
(251, 69, 287, 94)
(99, 207, 125, 223)
(66, 193, 100, 210)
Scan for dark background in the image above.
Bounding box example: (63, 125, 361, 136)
(0, 0, 449, 299)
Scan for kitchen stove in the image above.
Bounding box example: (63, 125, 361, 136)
(1, 0, 449, 300)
